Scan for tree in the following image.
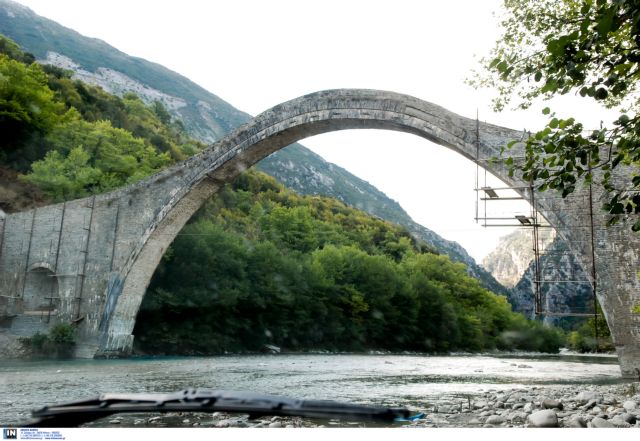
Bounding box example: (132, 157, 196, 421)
(473, 0, 640, 229)
(0, 54, 66, 168)
(24, 146, 102, 201)
(23, 118, 172, 199)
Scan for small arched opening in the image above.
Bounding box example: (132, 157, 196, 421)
(13, 264, 60, 335)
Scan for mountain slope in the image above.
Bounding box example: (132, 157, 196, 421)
(481, 228, 595, 324)
(482, 229, 556, 288)
(0, 0, 506, 294)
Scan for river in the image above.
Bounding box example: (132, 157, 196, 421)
(0, 352, 625, 426)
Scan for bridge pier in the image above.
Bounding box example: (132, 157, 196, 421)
(618, 346, 640, 380)
(94, 332, 134, 358)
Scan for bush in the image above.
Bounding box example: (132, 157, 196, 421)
(19, 323, 76, 359)
(565, 312, 614, 353)
(497, 314, 564, 353)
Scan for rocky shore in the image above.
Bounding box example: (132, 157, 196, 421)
(90, 382, 640, 428)
(407, 382, 640, 428)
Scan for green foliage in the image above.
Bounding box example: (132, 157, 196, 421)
(19, 323, 76, 359)
(566, 303, 614, 353)
(0, 52, 66, 169)
(22, 118, 172, 200)
(134, 170, 563, 355)
(0, 34, 206, 201)
(48, 322, 76, 345)
(472, 0, 640, 230)
(0, 34, 34, 64)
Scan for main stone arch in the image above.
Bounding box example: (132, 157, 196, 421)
(1, 89, 639, 376)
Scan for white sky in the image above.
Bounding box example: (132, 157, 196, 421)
(12, 0, 615, 262)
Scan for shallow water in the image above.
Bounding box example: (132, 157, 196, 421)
(0, 352, 624, 425)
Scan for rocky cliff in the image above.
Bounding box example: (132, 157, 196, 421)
(482, 229, 556, 288)
(482, 228, 595, 324)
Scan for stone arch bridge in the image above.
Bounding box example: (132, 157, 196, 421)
(1, 89, 639, 377)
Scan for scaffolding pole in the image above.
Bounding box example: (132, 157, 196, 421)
(473, 131, 597, 319)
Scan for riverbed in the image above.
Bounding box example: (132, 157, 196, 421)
(0, 352, 634, 427)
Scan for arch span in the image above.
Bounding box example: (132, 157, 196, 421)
(102, 89, 531, 354)
(1, 90, 638, 376)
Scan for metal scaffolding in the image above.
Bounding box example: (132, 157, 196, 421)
(473, 115, 600, 344)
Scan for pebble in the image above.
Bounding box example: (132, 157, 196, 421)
(590, 406, 603, 415)
(623, 400, 638, 412)
(269, 422, 283, 428)
(507, 412, 528, 423)
(541, 398, 563, 410)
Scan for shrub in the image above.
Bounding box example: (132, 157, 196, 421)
(19, 323, 76, 359)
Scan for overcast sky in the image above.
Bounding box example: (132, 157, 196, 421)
(11, 0, 614, 262)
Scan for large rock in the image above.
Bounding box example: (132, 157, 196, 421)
(527, 410, 558, 428)
(485, 415, 506, 426)
(623, 400, 637, 412)
(582, 399, 598, 410)
(576, 391, 601, 405)
(621, 413, 637, 425)
(565, 415, 587, 428)
(589, 417, 614, 428)
(610, 416, 632, 428)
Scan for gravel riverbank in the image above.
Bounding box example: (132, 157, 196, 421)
(87, 382, 640, 428)
(406, 382, 640, 428)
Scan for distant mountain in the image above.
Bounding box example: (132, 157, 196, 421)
(0, 0, 506, 295)
(481, 228, 595, 325)
(482, 229, 556, 288)
(509, 235, 595, 325)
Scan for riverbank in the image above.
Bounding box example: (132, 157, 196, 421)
(407, 382, 640, 428)
(0, 353, 629, 427)
(85, 382, 640, 428)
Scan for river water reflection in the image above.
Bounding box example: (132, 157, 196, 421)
(0, 352, 624, 425)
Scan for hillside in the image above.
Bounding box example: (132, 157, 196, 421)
(0, 0, 506, 295)
(133, 170, 562, 355)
